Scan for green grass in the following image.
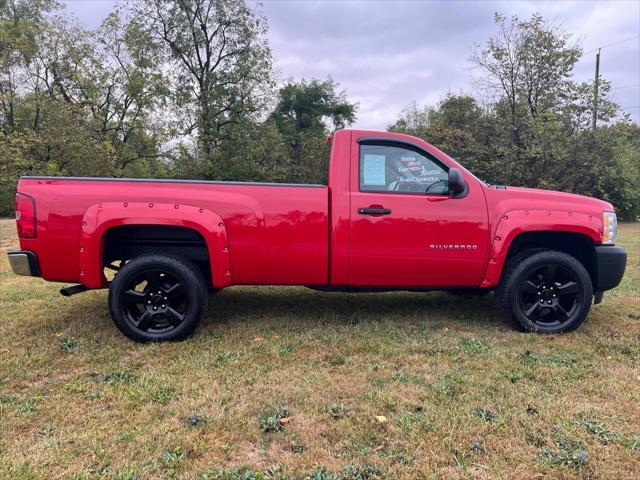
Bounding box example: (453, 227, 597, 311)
(0, 220, 638, 479)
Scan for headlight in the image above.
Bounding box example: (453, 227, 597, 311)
(602, 211, 617, 245)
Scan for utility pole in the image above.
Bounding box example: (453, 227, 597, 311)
(592, 48, 600, 131)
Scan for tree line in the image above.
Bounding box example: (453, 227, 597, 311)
(1, 2, 637, 219)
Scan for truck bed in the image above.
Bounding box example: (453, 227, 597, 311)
(16, 177, 330, 286)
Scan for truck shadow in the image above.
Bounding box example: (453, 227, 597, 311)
(206, 286, 499, 329)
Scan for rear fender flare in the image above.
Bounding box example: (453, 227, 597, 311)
(480, 209, 601, 287)
(79, 202, 232, 289)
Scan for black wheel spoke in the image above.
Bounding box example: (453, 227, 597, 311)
(552, 303, 569, 321)
(558, 281, 579, 296)
(525, 302, 541, 320)
(165, 307, 184, 327)
(522, 280, 538, 294)
(137, 309, 154, 331)
(165, 282, 186, 301)
(123, 289, 146, 305)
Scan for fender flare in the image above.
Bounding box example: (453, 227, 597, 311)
(79, 201, 232, 289)
(480, 209, 601, 288)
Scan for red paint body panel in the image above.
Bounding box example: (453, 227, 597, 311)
(347, 130, 489, 287)
(15, 129, 612, 290)
(17, 179, 329, 287)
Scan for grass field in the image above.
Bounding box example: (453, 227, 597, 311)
(0, 219, 638, 479)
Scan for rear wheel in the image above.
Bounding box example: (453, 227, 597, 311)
(108, 254, 208, 342)
(497, 250, 592, 333)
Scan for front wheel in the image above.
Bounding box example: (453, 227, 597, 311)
(108, 254, 208, 342)
(497, 250, 593, 333)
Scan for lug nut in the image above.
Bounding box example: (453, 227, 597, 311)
(547, 300, 552, 304)
(147, 301, 151, 304)
(153, 306, 157, 310)
(540, 299, 544, 303)
(161, 304, 165, 308)
(552, 294, 556, 298)
(537, 292, 541, 295)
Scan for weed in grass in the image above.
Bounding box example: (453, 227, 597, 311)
(618, 433, 640, 451)
(187, 413, 206, 427)
(289, 436, 305, 453)
(216, 352, 241, 364)
(520, 350, 578, 368)
(18, 401, 35, 414)
(306, 466, 340, 480)
(380, 447, 414, 465)
(505, 370, 523, 384)
(341, 464, 381, 480)
(431, 372, 464, 398)
(452, 450, 470, 469)
(457, 338, 488, 355)
(59, 335, 81, 352)
(150, 386, 178, 404)
(0, 394, 16, 405)
(539, 430, 589, 468)
(391, 372, 426, 385)
(37, 425, 53, 436)
(326, 353, 346, 366)
(92, 370, 135, 385)
(209, 331, 223, 341)
(470, 440, 483, 453)
(259, 406, 290, 433)
(576, 417, 616, 444)
(277, 344, 293, 355)
(113, 468, 140, 480)
(204, 465, 286, 480)
(471, 407, 497, 423)
(162, 447, 187, 476)
(330, 403, 349, 419)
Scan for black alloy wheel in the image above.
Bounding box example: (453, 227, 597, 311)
(497, 250, 593, 333)
(516, 264, 583, 331)
(108, 254, 207, 342)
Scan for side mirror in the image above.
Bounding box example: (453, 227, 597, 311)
(448, 168, 466, 196)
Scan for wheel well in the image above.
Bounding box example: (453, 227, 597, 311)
(102, 225, 212, 286)
(505, 231, 596, 286)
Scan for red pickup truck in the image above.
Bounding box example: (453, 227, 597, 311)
(9, 129, 626, 341)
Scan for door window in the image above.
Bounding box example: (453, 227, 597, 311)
(359, 143, 449, 194)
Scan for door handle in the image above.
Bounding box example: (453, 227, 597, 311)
(358, 207, 392, 215)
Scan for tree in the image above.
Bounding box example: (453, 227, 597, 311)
(471, 13, 581, 146)
(130, 0, 273, 174)
(387, 101, 432, 137)
(270, 78, 357, 180)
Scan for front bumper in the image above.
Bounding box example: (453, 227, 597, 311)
(594, 245, 626, 292)
(7, 250, 40, 276)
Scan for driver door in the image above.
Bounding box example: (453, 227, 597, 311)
(348, 139, 489, 287)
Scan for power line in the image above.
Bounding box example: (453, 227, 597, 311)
(583, 35, 640, 55)
(620, 105, 640, 109)
(611, 83, 640, 91)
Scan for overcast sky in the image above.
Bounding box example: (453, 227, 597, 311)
(63, 0, 640, 128)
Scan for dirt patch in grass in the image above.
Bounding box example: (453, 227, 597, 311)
(0, 220, 639, 479)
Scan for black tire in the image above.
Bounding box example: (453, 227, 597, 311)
(108, 254, 208, 342)
(496, 250, 592, 333)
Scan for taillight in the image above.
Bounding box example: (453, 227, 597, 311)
(15, 193, 36, 238)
